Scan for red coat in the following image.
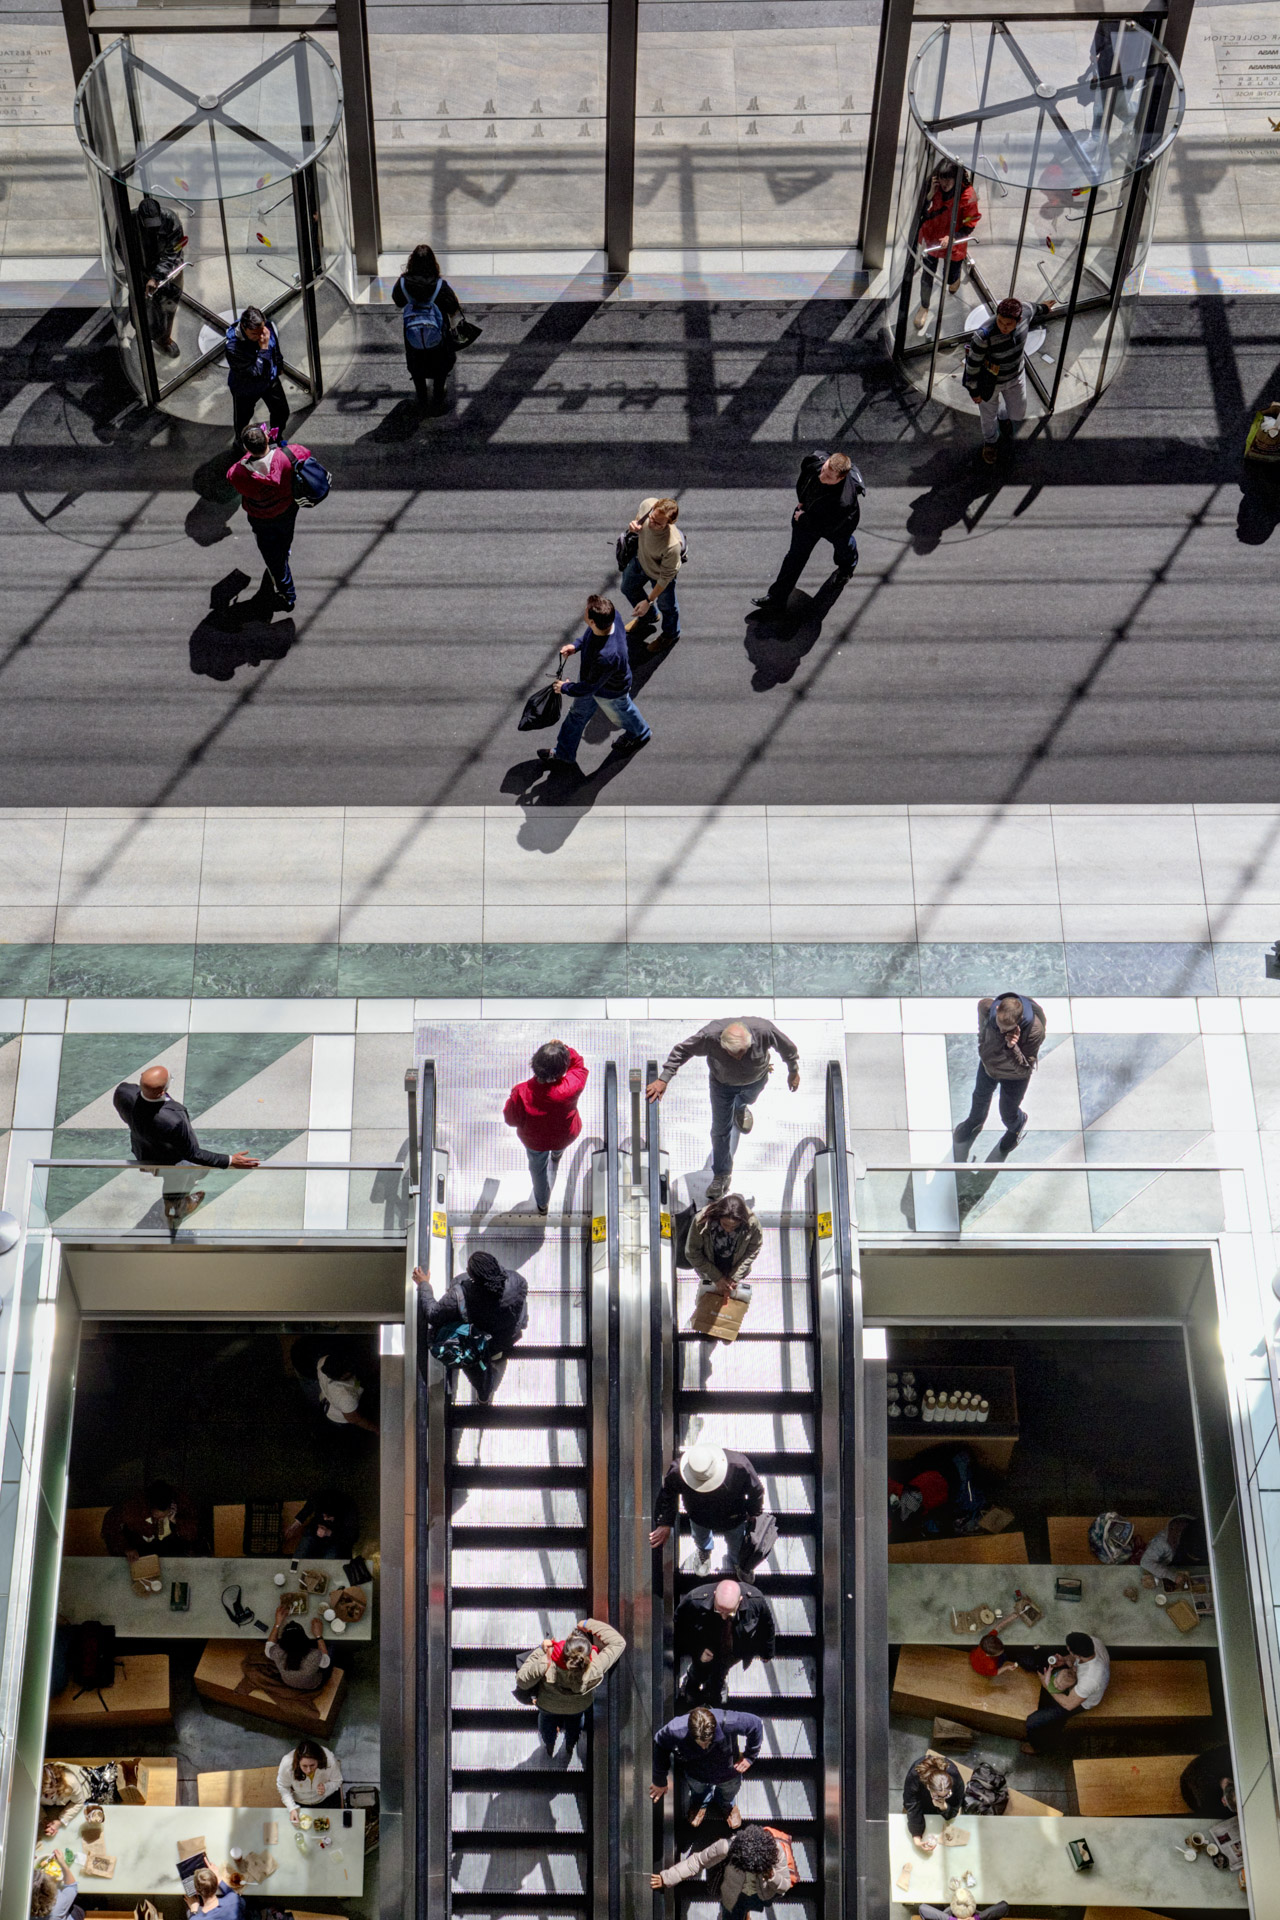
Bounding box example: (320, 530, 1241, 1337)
(503, 1048, 588, 1151)
(918, 183, 981, 262)
(227, 432, 309, 520)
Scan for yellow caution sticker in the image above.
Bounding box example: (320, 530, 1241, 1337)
(816, 1211, 833, 1239)
(660, 1211, 672, 1240)
(431, 1210, 447, 1238)
(591, 1216, 606, 1243)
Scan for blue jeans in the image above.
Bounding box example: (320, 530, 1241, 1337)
(691, 1516, 748, 1567)
(621, 555, 680, 637)
(527, 1147, 562, 1210)
(960, 1063, 1029, 1136)
(708, 1073, 768, 1178)
(685, 1770, 741, 1814)
(552, 690, 650, 764)
(249, 504, 297, 608)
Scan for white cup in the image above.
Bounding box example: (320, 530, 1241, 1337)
(149, 1579, 163, 1592)
(331, 1617, 347, 1633)
(323, 1608, 336, 1622)
(274, 1572, 286, 1587)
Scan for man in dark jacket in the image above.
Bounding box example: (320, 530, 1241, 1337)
(647, 1014, 800, 1199)
(675, 1577, 776, 1703)
(113, 1065, 258, 1218)
(650, 1443, 765, 1574)
(650, 1703, 763, 1827)
(136, 194, 185, 359)
(902, 1752, 965, 1844)
(538, 593, 651, 772)
(952, 992, 1047, 1159)
(224, 305, 289, 442)
(752, 450, 864, 613)
(102, 1478, 202, 1561)
(415, 1248, 529, 1402)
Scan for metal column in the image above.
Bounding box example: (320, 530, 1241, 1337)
(604, 0, 639, 274)
(858, 0, 914, 273)
(335, 0, 382, 272)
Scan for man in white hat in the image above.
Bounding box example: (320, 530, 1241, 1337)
(650, 1443, 765, 1576)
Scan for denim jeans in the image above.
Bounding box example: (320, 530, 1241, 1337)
(690, 1516, 748, 1568)
(960, 1063, 1029, 1136)
(249, 504, 298, 608)
(621, 555, 680, 637)
(766, 516, 857, 603)
(708, 1073, 768, 1178)
(552, 690, 650, 764)
(527, 1147, 562, 1210)
(685, 1770, 742, 1814)
(539, 1706, 585, 1754)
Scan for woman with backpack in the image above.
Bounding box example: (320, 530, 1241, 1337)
(651, 1821, 797, 1916)
(392, 244, 463, 414)
(903, 1754, 964, 1849)
(415, 1248, 529, 1403)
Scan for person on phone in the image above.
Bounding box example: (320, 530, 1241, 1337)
(276, 1739, 343, 1819)
(751, 450, 863, 614)
(265, 1607, 332, 1692)
(136, 194, 185, 360)
(651, 1822, 793, 1913)
(903, 1753, 964, 1850)
(113, 1065, 259, 1222)
(227, 422, 312, 613)
(391, 244, 463, 414)
(223, 305, 287, 443)
(620, 495, 683, 649)
(184, 1862, 244, 1920)
(516, 1617, 626, 1757)
(503, 1039, 589, 1214)
(651, 1703, 762, 1828)
(646, 1016, 800, 1201)
(1018, 1631, 1109, 1752)
(537, 593, 651, 772)
(912, 162, 980, 331)
(284, 1489, 360, 1561)
(952, 991, 1047, 1159)
(962, 294, 1056, 465)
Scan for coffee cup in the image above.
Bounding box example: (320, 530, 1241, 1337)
(273, 1573, 286, 1587)
(331, 1617, 347, 1633)
(323, 1608, 336, 1622)
(1178, 1847, 1197, 1862)
(1189, 1833, 1206, 1849)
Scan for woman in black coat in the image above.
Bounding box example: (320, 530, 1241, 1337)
(903, 1754, 964, 1845)
(391, 243, 461, 413)
(416, 1249, 528, 1401)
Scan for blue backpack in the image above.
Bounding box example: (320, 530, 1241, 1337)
(282, 443, 331, 508)
(429, 1321, 494, 1373)
(402, 277, 445, 352)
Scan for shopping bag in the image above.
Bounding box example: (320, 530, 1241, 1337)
(518, 682, 562, 732)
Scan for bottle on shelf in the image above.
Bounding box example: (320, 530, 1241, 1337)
(977, 1398, 989, 1423)
(922, 1390, 936, 1422)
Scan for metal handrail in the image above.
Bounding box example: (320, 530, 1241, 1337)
(645, 1057, 675, 1900)
(30, 1158, 404, 1171)
(418, 1059, 447, 1920)
(603, 1061, 622, 1920)
(821, 1061, 854, 1920)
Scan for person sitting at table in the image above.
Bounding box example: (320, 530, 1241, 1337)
(284, 1489, 359, 1561)
(276, 1738, 344, 1819)
(903, 1753, 964, 1850)
(101, 1478, 201, 1562)
(967, 1611, 1022, 1679)
(1018, 1630, 1110, 1752)
(265, 1603, 332, 1691)
(31, 1867, 82, 1920)
(39, 1761, 116, 1836)
(919, 1888, 1008, 1920)
(1180, 1742, 1236, 1819)
(1140, 1512, 1208, 1573)
(185, 1861, 244, 1920)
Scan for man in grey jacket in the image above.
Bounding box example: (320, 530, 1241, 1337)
(952, 992, 1047, 1159)
(646, 1015, 800, 1198)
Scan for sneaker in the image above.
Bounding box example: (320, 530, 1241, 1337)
(726, 1806, 743, 1830)
(614, 731, 651, 756)
(537, 747, 576, 768)
(913, 305, 931, 331)
(684, 1548, 714, 1576)
(706, 1173, 731, 1200)
(733, 1102, 753, 1134)
(982, 445, 998, 465)
(750, 594, 782, 610)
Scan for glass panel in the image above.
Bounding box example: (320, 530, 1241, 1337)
(855, 1165, 1231, 1239)
(26, 1159, 407, 1241)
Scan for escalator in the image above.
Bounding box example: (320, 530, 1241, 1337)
(415, 1056, 621, 1920)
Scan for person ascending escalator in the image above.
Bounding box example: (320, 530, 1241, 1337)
(136, 194, 186, 360)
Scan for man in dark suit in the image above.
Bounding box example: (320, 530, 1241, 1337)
(675, 1577, 776, 1704)
(113, 1064, 258, 1220)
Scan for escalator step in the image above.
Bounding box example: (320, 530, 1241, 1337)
(521, 1296, 587, 1346)
(724, 1655, 817, 1700)
(454, 1728, 586, 1771)
(454, 1358, 588, 1408)
(754, 1717, 818, 1760)
(452, 1546, 588, 1588)
(452, 1608, 585, 1649)
(677, 1411, 814, 1453)
(676, 1276, 811, 1333)
(679, 1338, 814, 1395)
(452, 1486, 588, 1530)
(749, 1533, 816, 1577)
(734, 1776, 819, 1822)
(685, 1904, 816, 1920)
(452, 1427, 587, 1469)
(758, 1473, 816, 1515)
(451, 1850, 586, 1896)
(452, 1790, 586, 1835)
(452, 1668, 539, 1711)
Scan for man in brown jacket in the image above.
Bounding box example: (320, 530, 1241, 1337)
(952, 991, 1047, 1158)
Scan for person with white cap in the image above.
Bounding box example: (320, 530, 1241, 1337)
(650, 1443, 765, 1576)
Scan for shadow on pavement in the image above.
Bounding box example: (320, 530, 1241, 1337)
(189, 568, 296, 681)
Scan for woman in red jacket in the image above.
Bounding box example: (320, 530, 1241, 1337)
(503, 1040, 589, 1214)
(226, 422, 308, 610)
(913, 161, 981, 332)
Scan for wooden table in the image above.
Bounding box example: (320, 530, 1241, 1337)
(1073, 1754, 1197, 1816)
(57, 1557, 372, 1642)
(887, 1813, 1245, 1907)
(888, 1563, 1218, 1648)
(891, 1646, 1212, 1738)
(47, 1654, 170, 1729)
(47, 1804, 363, 1897)
(889, 1533, 1028, 1566)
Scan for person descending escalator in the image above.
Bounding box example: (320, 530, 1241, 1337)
(651, 1819, 797, 1912)
(415, 1248, 529, 1403)
(650, 1443, 765, 1577)
(516, 1617, 627, 1758)
(674, 1576, 776, 1706)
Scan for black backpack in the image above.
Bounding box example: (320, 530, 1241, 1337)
(69, 1620, 120, 1703)
(962, 1759, 1009, 1815)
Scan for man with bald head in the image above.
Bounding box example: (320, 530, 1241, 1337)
(647, 1015, 800, 1199)
(675, 1575, 777, 1706)
(114, 1064, 259, 1221)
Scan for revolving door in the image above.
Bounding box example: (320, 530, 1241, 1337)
(889, 19, 1184, 418)
(74, 34, 354, 412)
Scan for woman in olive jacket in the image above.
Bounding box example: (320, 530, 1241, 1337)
(686, 1193, 763, 1299)
(516, 1618, 625, 1757)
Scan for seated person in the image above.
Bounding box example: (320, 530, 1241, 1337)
(920, 1891, 1007, 1920)
(30, 1869, 81, 1920)
(903, 1754, 964, 1851)
(39, 1761, 116, 1837)
(651, 1823, 794, 1914)
(289, 1336, 379, 1434)
(967, 1612, 1022, 1678)
(265, 1605, 332, 1692)
(102, 1479, 201, 1561)
(277, 1738, 343, 1819)
(185, 1862, 244, 1920)
(284, 1490, 359, 1561)
(416, 1248, 529, 1404)
(1180, 1742, 1236, 1820)
(1140, 1512, 1208, 1573)
(1019, 1630, 1109, 1753)
(686, 1193, 762, 1302)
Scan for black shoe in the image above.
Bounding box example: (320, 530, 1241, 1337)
(614, 732, 651, 756)
(952, 1122, 978, 1157)
(537, 747, 576, 768)
(751, 595, 783, 610)
(835, 566, 856, 582)
(1000, 1110, 1030, 1151)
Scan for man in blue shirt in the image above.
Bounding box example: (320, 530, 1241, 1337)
(650, 1702, 763, 1828)
(224, 306, 289, 443)
(538, 593, 652, 772)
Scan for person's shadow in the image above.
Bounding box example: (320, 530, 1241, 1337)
(906, 465, 1000, 555)
(1237, 469, 1280, 545)
(189, 568, 296, 681)
(743, 571, 851, 691)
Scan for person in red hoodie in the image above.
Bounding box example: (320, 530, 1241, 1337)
(913, 160, 981, 332)
(503, 1040, 588, 1214)
(226, 422, 309, 611)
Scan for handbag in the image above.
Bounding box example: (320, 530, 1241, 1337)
(972, 359, 998, 402)
(282, 444, 332, 507)
(518, 681, 563, 732)
(736, 1510, 778, 1573)
(452, 317, 483, 349)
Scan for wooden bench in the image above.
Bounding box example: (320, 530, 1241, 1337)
(1083, 1910, 1165, 1920)
(62, 1507, 110, 1557)
(888, 1531, 1028, 1565)
(197, 1765, 280, 1807)
(1073, 1753, 1196, 1815)
(892, 1646, 1212, 1738)
(194, 1639, 346, 1734)
(212, 1501, 305, 1558)
(47, 1654, 171, 1728)
(1046, 1516, 1171, 1564)
(56, 1755, 179, 1805)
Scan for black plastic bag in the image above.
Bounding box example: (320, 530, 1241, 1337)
(453, 318, 483, 349)
(519, 682, 562, 731)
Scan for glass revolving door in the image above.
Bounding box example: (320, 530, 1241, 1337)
(888, 19, 1184, 419)
(74, 34, 354, 414)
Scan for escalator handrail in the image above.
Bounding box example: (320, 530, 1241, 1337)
(644, 1058, 675, 1900)
(602, 1062, 622, 1920)
(825, 1057, 861, 1920)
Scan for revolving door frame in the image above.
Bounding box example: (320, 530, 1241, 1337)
(892, 17, 1184, 416)
(77, 33, 334, 412)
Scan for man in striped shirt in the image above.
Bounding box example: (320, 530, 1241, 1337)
(963, 295, 1056, 464)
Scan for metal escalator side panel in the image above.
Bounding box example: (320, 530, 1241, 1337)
(591, 1064, 620, 1920)
(418, 1058, 452, 1920)
(810, 1145, 843, 1920)
(646, 1061, 677, 1900)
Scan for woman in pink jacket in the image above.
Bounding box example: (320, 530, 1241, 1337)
(503, 1040, 589, 1214)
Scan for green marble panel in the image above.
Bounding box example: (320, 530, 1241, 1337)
(481, 943, 629, 997)
(627, 944, 774, 997)
(184, 1033, 310, 1120)
(0, 945, 51, 996)
(919, 943, 1068, 998)
(48, 945, 196, 998)
(193, 944, 341, 998)
(55, 1035, 184, 1127)
(43, 1125, 136, 1214)
(1066, 942, 1215, 997)
(337, 943, 484, 997)
(771, 943, 921, 997)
